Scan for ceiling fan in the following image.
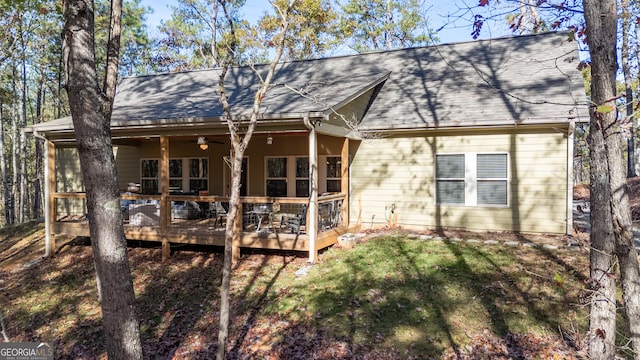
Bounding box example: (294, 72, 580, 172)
(195, 136, 225, 150)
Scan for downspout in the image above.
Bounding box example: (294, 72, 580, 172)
(33, 130, 52, 257)
(566, 121, 575, 235)
(303, 115, 319, 263)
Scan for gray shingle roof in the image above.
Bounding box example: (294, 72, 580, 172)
(30, 31, 585, 135)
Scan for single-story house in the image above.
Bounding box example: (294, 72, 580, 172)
(26, 31, 586, 261)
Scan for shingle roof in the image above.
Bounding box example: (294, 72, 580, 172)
(30, 31, 586, 135)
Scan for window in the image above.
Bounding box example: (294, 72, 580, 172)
(140, 158, 209, 194)
(296, 157, 309, 197)
(435, 155, 465, 204)
(189, 158, 208, 192)
(477, 154, 508, 205)
(266, 157, 287, 197)
(141, 159, 158, 194)
(169, 159, 182, 191)
(265, 155, 345, 197)
(436, 153, 508, 206)
(325, 157, 342, 193)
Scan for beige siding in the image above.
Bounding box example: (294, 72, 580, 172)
(242, 134, 344, 196)
(328, 87, 376, 126)
(56, 146, 142, 193)
(114, 146, 141, 191)
(350, 128, 569, 234)
(55, 147, 83, 192)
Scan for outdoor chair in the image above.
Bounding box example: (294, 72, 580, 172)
(287, 204, 307, 235)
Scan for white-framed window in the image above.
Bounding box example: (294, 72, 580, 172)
(140, 157, 209, 194)
(325, 156, 342, 193)
(265, 155, 344, 197)
(435, 153, 508, 206)
(169, 159, 182, 191)
(295, 157, 309, 197)
(266, 157, 288, 197)
(141, 159, 159, 194)
(188, 158, 209, 192)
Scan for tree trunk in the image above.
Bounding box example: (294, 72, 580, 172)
(616, 4, 640, 349)
(10, 61, 18, 225)
(583, 0, 623, 358)
(622, 0, 636, 178)
(0, 98, 8, 226)
(19, 22, 28, 223)
(217, 145, 243, 359)
(62, 0, 142, 358)
(215, 2, 293, 358)
(34, 78, 44, 219)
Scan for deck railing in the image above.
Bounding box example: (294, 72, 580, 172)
(51, 192, 347, 235)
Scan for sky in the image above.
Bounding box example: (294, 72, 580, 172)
(139, 0, 513, 47)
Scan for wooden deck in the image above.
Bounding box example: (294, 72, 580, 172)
(51, 220, 349, 253)
(49, 192, 350, 261)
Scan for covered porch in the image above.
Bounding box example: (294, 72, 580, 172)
(43, 129, 354, 262)
(28, 63, 388, 261)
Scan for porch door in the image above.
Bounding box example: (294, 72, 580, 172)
(224, 157, 248, 197)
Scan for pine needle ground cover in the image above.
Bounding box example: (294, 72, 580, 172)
(1, 224, 590, 359)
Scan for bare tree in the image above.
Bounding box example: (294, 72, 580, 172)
(214, 1, 296, 358)
(621, 0, 636, 178)
(584, 0, 640, 358)
(62, 0, 142, 358)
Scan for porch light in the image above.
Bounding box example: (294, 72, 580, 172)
(266, 134, 273, 145)
(197, 136, 209, 151)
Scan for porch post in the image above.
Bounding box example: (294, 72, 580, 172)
(341, 138, 349, 229)
(160, 135, 170, 261)
(308, 123, 318, 262)
(44, 139, 55, 256)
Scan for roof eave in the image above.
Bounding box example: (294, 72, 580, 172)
(358, 117, 576, 133)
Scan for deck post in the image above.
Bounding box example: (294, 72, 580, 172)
(45, 139, 55, 256)
(160, 136, 170, 261)
(162, 239, 170, 261)
(341, 138, 349, 229)
(308, 122, 318, 262)
(232, 201, 242, 263)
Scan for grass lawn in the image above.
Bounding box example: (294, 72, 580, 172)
(0, 224, 591, 359)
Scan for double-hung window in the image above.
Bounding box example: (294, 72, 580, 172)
(141, 159, 159, 194)
(436, 153, 508, 206)
(265, 155, 342, 197)
(435, 154, 465, 204)
(140, 158, 209, 194)
(295, 157, 310, 197)
(325, 157, 342, 193)
(266, 157, 288, 197)
(189, 158, 208, 192)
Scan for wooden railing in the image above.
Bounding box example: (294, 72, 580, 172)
(51, 192, 347, 235)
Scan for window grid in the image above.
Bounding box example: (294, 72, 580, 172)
(476, 154, 508, 206)
(435, 154, 465, 205)
(326, 156, 342, 193)
(266, 157, 288, 197)
(435, 153, 508, 207)
(140, 158, 209, 194)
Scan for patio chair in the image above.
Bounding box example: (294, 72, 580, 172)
(287, 204, 307, 235)
(211, 201, 229, 228)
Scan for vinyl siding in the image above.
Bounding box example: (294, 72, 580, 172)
(56, 146, 142, 193)
(114, 146, 141, 191)
(55, 147, 83, 192)
(327, 87, 377, 126)
(349, 128, 569, 233)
